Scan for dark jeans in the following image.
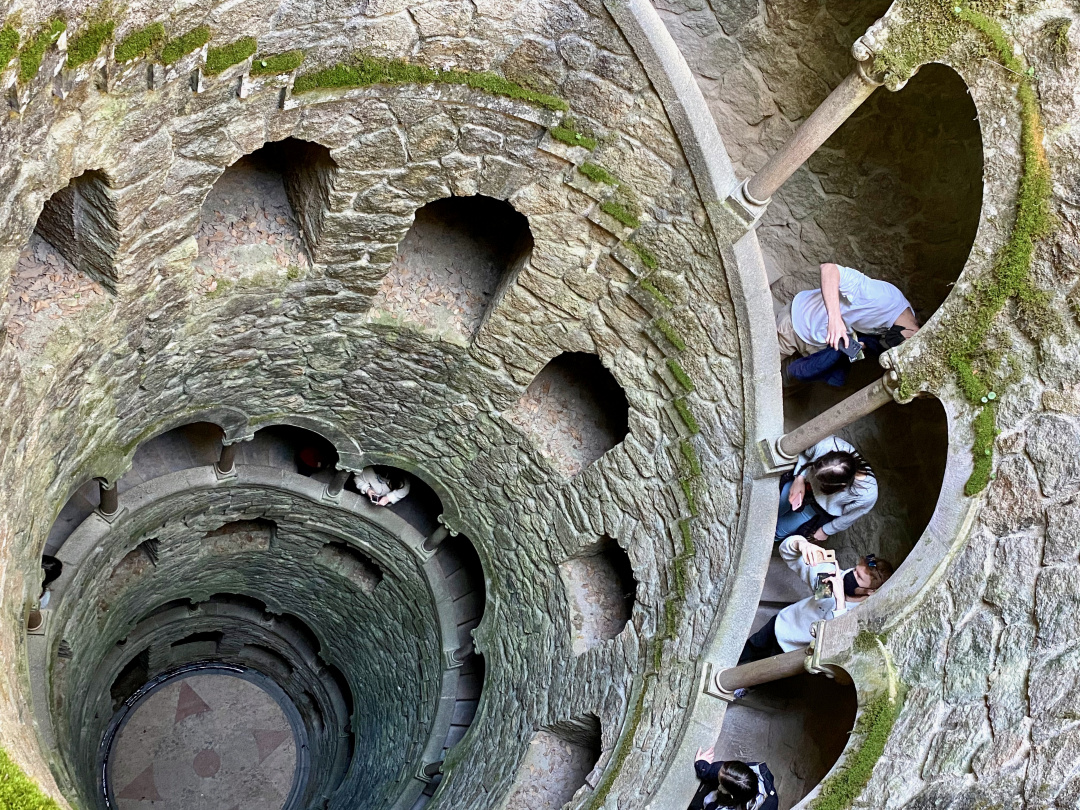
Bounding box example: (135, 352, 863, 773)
(739, 615, 784, 665)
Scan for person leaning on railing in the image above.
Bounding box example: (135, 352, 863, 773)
(689, 746, 778, 810)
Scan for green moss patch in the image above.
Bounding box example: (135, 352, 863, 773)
(625, 241, 658, 271)
(0, 25, 19, 67)
(66, 19, 113, 69)
(0, 747, 62, 810)
(549, 120, 597, 149)
(114, 22, 164, 63)
(18, 18, 65, 83)
(639, 278, 672, 308)
(666, 358, 694, 392)
(160, 25, 210, 65)
(655, 318, 686, 351)
(600, 199, 640, 229)
(204, 36, 256, 74)
(1048, 17, 1071, 59)
(249, 49, 304, 76)
(811, 690, 904, 810)
(293, 53, 568, 111)
(578, 161, 618, 186)
(674, 398, 699, 435)
(679, 439, 702, 476)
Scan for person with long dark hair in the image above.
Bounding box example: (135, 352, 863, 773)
(690, 745, 777, 810)
(357, 465, 411, 506)
(775, 435, 877, 543)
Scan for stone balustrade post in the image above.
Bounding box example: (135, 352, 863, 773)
(423, 526, 449, 553)
(97, 479, 119, 517)
(326, 468, 352, 498)
(215, 440, 239, 475)
(714, 649, 810, 694)
(743, 65, 883, 206)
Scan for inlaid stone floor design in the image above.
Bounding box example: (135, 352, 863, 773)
(194, 156, 310, 293)
(108, 672, 298, 809)
(4, 233, 106, 352)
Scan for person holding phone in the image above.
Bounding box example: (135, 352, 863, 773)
(775, 435, 877, 543)
(689, 747, 778, 810)
(357, 466, 411, 506)
(776, 263, 919, 359)
(738, 535, 893, 666)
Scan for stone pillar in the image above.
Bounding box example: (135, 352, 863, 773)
(97, 479, 119, 517)
(423, 526, 449, 553)
(715, 649, 809, 693)
(326, 468, 352, 498)
(776, 373, 898, 460)
(744, 65, 882, 205)
(215, 440, 239, 475)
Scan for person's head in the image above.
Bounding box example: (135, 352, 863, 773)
(374, 465, 406, 492)
(41, 555, 62, 588)
(844, 554, 895, 598)
(809, 450, 874, 495)
(714, 761, 759, 808)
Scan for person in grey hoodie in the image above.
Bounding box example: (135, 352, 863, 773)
(739, 535, 893, 665)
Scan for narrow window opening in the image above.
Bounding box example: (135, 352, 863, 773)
(195, 138, 337, 290)
(110, 649, 150, 711)
(315, 541, 383, 593)
(559, 536, 637, 655)
(504, 714, 602, 809)
(370, 195, 533, 341)
(239, 644, 295, 680)
(203, 518, 275, 554)
(505, 352, 630, 477)
(170, 630, 224, 648)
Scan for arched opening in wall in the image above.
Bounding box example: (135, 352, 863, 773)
(764, 63, 982, 341)
(713, 671, 857, 810)
(117, 421, 224, 493)
(502, 714, 602, 810)
(559, 536, 637, 655)
(7, 170, 117, 352)
(236, 424, 340, 482)
(505, 352, 630, 477)
(45, 479, 100, 555)
(316, 541, 384, 594)
(347, 464, 444, 536)
(110, 649, 150, 710)
(779, 394, 948, 570)
(194, 138, 337, 291)
(369, 195, 534, 341)
(203, 518, 276, 555)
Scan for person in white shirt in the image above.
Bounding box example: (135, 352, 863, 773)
(775, 435, 877, 543)
(357, 466, 411, 506)
(738, 535, 893, 665)
(776, 263, 920, 358)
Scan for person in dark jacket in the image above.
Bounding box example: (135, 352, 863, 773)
(690, 746, 778, 810)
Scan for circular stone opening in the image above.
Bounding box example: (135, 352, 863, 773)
(103, 666, 306, 810)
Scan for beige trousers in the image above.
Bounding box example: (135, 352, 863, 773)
(775, 302, 822, 358)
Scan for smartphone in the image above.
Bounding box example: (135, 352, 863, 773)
(840, 335, 864, 362)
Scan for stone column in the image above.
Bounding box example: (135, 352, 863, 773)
(216, 441, 238, 475)
(777, 373, 899, 460)
(326, 468, 352, 498)
(743, 63, 883, 205)
(715, 649, 809, 693)
(423, 526, 449, 553)
(97, 479, 119, 517)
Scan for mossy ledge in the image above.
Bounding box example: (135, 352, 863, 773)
(810, 689, 904, 810)
(639, 278, 672, 308)
(204, 36, 256, 74)
(578, 161, 618, 186)
(249, 49, 304, 76)
(625, 240, 658, 271)
(0, 746, 62, 809)
(114, 22, 164, 63)
(0, 25, 19, 68)
(66, 19, 114, 70)
(160, 25, 210, 66)
(550, 119, 597, 149)
(655, 318, 686, 351)
(292, 53, 568, 111)
(889, 3, 1053, 495)
(18, 18, 65, 83)
(666, 358, 694, 392)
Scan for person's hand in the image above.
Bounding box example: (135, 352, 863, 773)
(802, 544, 830, 567)
(812, 527, 828, 543)
(788, 476, 805, 510)
(696, 745, 715, 762)
(827, 313, 849, 350)
(829, 571, 846, 608)
(378, 496, 390, 506)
